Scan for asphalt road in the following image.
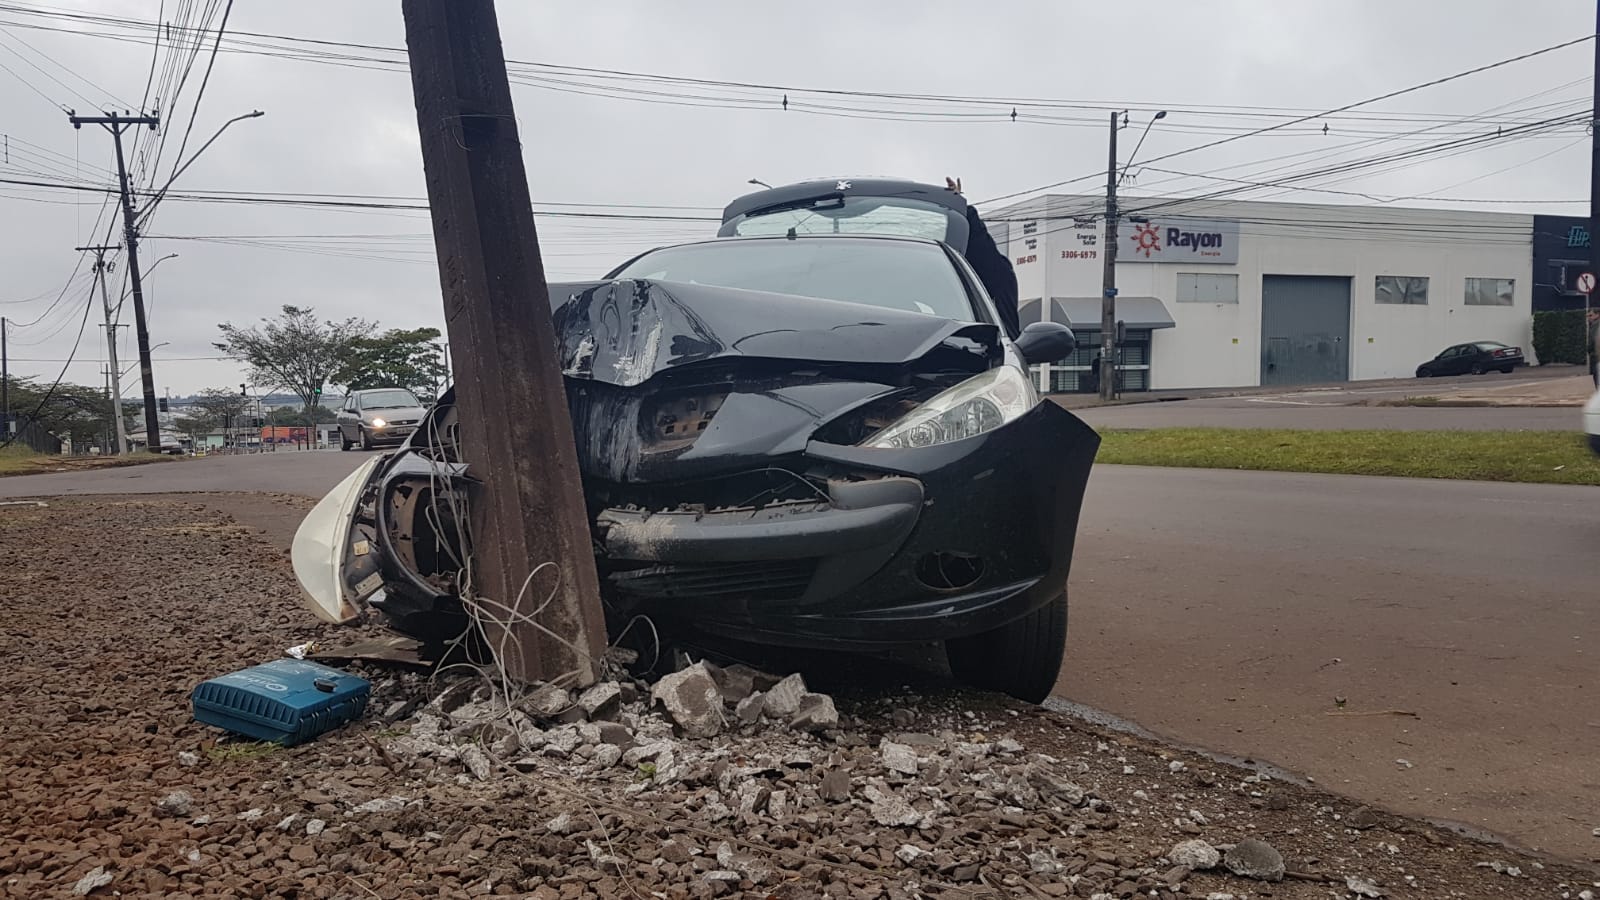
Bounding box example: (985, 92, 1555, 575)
(3, 450, 1597, 856)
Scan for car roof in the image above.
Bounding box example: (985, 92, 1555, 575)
(628, 231, 946, 254)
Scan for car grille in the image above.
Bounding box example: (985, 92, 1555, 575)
(388, 419, 418, 427)
(608, 559, 816, 603)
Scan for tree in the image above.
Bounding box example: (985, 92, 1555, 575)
(189, 387, 253, 429)
(330, 327, 448, 401)
(215, 305, 373, 414)
(1, 375, 115, 447)
(173, 416, 211, 446)
(268, 405, 336, 426)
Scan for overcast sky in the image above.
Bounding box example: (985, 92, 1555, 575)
(0, 0, 1592, 394)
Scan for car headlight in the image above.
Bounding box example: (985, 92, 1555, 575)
(370, 418, 387, 428)
(863, 365, 1038, 449)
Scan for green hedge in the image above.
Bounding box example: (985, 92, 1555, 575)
(1532, 309, 1591, 365)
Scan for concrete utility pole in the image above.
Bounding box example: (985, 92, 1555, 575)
(1, 316, 8, 434)
(1589, 0, 1599, 376)
(401, 0, 607, 686)
(1099, 111, 1121, 401)
(80, 244, 129, 454)
(70, 111, 162, 452)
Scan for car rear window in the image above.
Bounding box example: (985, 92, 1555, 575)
(611, 238, 977, 322)
(1474, 342, 1510, 351)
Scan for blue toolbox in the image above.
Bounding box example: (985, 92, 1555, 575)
(191, 659, 370, 746)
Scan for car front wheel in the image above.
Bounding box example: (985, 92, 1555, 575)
(1416, 368, 1431, 378)
(1470, 363, 1486, 375)
(359, 427, 374, 451)
(945, 592, 1067, 704)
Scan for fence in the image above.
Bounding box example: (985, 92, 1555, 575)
(2, 416, 63, 455)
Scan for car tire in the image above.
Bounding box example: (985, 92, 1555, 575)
(945, 592, 1067, 704)
(340, 433, 352, 451)
(1470, 363, 1485, 375)
(1416, 368, 1431, 378)
(359, 427, 374, 451)
(1500, 367, 1514, 374)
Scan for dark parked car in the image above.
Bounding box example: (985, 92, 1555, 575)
(1415, 341, 1524, 377)
(292, 231, 1099, 702)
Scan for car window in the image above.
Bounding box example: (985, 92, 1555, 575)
(359, 389, 420, 409)
(611, 238, 977, 321)
(1474, 341, 1508, 351)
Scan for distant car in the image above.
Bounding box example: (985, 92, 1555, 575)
(1415, 341, 1524, 377)
(336, 388, 427, 451)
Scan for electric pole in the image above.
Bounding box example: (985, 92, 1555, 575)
(80, 244, 129, 454)
(1589, 0, 1599, 377)
(69, 111, 162, 452)
(1, 316, 8, 435)
(402, 0, 607, 686)
(1099, 111, 1121, 402)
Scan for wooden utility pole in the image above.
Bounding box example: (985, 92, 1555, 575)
(1588, 0, 1599, 378)
(400, 0, 606, 686)
(69, 111, 162, 452)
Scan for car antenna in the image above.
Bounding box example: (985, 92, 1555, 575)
(786, 227, 797, 240)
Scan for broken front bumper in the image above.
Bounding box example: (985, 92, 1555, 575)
(596, 401, 1100, 646)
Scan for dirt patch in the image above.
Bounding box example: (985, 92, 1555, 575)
(0, 498, 1596, 899)
(0, 452, 177, 478)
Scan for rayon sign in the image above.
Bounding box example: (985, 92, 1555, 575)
(1117, 216, 1239, 265)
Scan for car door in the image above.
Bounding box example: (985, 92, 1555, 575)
(1436, 345, 1466, 375)
(338, 396, 358, 440)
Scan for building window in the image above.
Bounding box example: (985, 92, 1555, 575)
(1464, 277, 1514, 307)
(1375, 275, 1428, 305)
(1175, 272, 1238, 303)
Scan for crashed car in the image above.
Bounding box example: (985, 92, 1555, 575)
(293, 190, 1099, 703)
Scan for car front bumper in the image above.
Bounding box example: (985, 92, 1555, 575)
(596, 400, 1100, 646)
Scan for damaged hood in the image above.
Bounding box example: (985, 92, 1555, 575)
(550, 279, 1000, 387)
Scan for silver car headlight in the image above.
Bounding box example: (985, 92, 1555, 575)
(862, 365, 1038, 450)
(370, 417, 387, 428)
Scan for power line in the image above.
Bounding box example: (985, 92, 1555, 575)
(976, 33, 1595, 207)
(0, 284, 95, 451)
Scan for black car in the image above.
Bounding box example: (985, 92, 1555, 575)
(1416, 341, 1524, 377)
(292, 231, 1098, 702)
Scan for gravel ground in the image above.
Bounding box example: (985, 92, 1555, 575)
(2, 496, 1597, 899)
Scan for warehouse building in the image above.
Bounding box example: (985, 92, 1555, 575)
(986, 196, 1534, 392)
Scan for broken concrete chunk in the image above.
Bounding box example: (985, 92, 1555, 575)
(1223, 838, 1285, 882)
(708, 663, 780, 704)
(762, 673, 808, 718)
(596, 721, 634, 748)
(545, 811, 578, 834)
(523, 683, 571, 718)
(734, 691, 766, 725)
(658, 838, 695, 865)
(864, 784, 924, 828)
(458, 744, 491, 780)
(880, 739, 919, 776)
(651, 662, 727, 739)
(1168, 839, 1221, 871)
(819, 768, 852, 802)
(577, 682, 623, 720)
(890, 708, 916, 728)
(716, 841, 772, 885)
(154, 791, 192, 818)
(790, 693, 839, 731)
(592, 744, 623, 768)
(72, 866, 113, 896)
(1346, 875, 1384, 898)
(176, 751, 199, 768)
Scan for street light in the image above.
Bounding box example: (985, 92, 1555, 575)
(1120, 110, 1167, 184)
(139, 110, 265, 224)
(747, 179, 773, 190)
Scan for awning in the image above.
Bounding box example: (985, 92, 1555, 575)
(1018, 296, 1176, 331)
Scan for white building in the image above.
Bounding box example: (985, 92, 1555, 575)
(988, 196, 1534, 392)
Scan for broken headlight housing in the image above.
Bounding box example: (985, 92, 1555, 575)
(863, 365, 1037, 450)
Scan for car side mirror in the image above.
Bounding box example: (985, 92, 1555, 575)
(1015, 321, 1076, 365)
